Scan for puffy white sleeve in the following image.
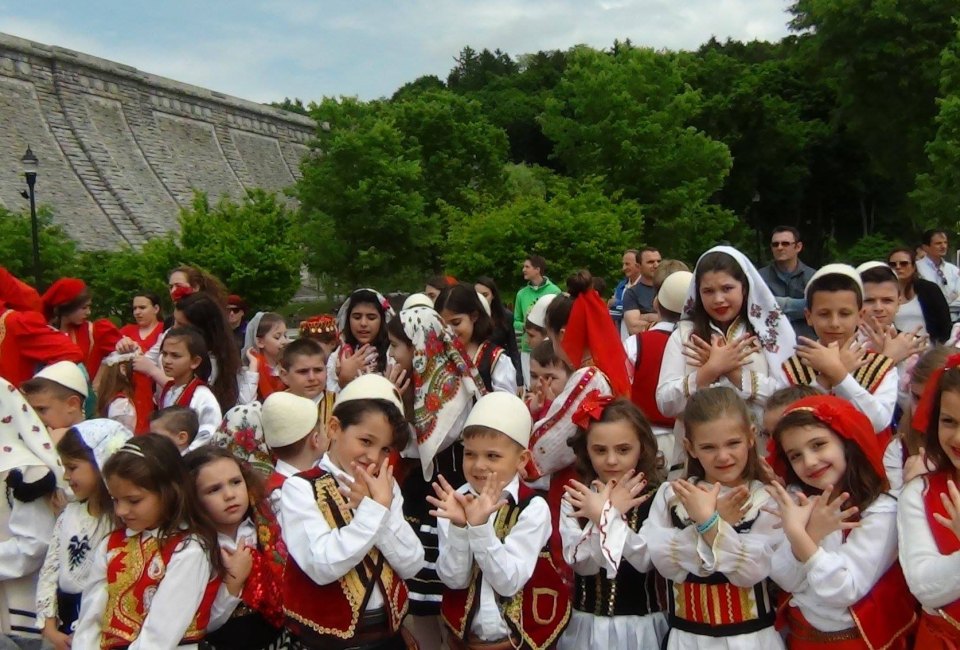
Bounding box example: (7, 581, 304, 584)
(188, 386, 223, 450)
(701, 492, 784, 588)
(491, 354, 518, 395)
(832, 369, 897, 434)
(560, 498, 602, 575)
(884, 439, 905, 492)
(373, 483, 426, 580)
(656, 328, 697, 418)
(35, 508, 65, 625)
(72, 537, 109, 649)
(237, 369, 259, 405)
(468, 496, 551, 598)
(437, 517, 474, 590)
(107, 396, 137, 432)
(0, 490, 56, 581)
(899, 477, 960, 609)
(641, 483, 704, 581)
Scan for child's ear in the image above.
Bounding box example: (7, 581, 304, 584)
(747, 425, 757, 447)
(189, 355, 202, 371)
(326, 416, 341, 443)
(682, 437, 695, 459)
(68, 395, 83, 411)
(279, 367, 291, 387)
(176, 431, 190, 447)
(517, 447, 532, 471)
(804, 308, 813, 327)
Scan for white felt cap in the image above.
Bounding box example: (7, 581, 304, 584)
(463, 392, 532, 448)
(657, 271, 693, 314)
(402, 293, 434, 310)
(805, 263, 864, 301)
(334, 374, 404, 413)
(33, 361, 88, 398)
(526, 294, 557, 329)
(261, 392, 320, 448)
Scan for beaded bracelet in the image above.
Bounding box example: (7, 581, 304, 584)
(696, 511, 720, 535)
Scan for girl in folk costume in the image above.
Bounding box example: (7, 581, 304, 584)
(37, 420, 131, 650)
(385, 305, 486, 647)
(119, 292, 164, 433)
(559, 396, 669, 649)
(157, 326, 222, 450)
(215, 400, 273, 479)
(184, 446, 288, 650)
(72, 434, 223, 649)
(41, 277, 123, 383)
(899, 354, 960, 647)
(0, 379, 62, 644)
(434, 283, 518, 394)
(327, 288, 396, 394)
(642, 386, 785, 650)
(278, 375, 424, 649)
(767, 396, 916, 650)
(241, 312, 290, 403)
(657, 246, 796, 466)
(96, 352, 138, 431)
(475, 276, 524, 387)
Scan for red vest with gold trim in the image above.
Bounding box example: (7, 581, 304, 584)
(100, 529, 218, 649)
(441, 484, 572, 650)
(921, 471, 960, 633)
(629, 329, 674, 428)
(282, 467, 409, 645)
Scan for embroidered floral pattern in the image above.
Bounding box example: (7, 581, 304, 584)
(214, 402, 275, 478)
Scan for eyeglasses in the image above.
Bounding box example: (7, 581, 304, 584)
(227, 306, 242, 313)
(771, 241, 796, 248)
(888, 261, 911, 268)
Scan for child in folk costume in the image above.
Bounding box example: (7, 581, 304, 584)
(432, 392, 571, 650)
(657, 246, 796, 468)
(241, 312, 290, 403)
(434, 283, 518, 394)
(119, 292, 164, 434)
(767, 396, 916, 649)
(781, 265, 898, 434)
(260, 392, 325, 515)
(0, 379, 62, 645)
(278, 375, 424, 649)
(642, 386, 785, 650)
(327, 289, 396, 393)
(37, 420, 131, 650)
(184, 446, 288, 650)
(96, 352, 138, 431)
(157, 326, 222, 450)
(899, 354, 960, 647)
(72, 434, 222, 649)
(385, 305, 486, 647)
(298, 313, 340, 360)
(526, 341, 572, 422)
(559, 396, 669, 649)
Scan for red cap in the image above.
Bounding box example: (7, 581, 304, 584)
(41, 278, 87, 320)
(227, 294, 248, 311)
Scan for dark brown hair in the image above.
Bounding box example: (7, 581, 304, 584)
(174, 294, 240, 407)
(682, 386, 765, 483)
(254, 313, 286, 341)
(691, 252, 753, 342)
(765, 385, 821, 415)
(281, 337, 327, 369)
(342, 290, 390, 373)
(531, 340, 561, 368)
(56, 428, 116, 525)
(150, 405, 200, 444)
(805, 273, 863, 309)
(50, 289, 92, 328)
(101, 434, 223, 575)
(332, 398, 409, 450)
(183, 445, 266, 528)
(162, 326, 211, 382)
(567, 398, 663, 489)
(923, 366, 960, 474)
(544, 270, 593, 335)
(20, 377, 85, 402)
(773, 409, 888, 510)
(434, 283, 493, 344)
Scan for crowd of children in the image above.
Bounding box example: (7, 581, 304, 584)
(1, 249, 960, 650)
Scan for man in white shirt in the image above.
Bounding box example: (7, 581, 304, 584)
(917, 229, 960, 320)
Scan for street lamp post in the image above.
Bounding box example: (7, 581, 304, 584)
(21, 146, 41, 290)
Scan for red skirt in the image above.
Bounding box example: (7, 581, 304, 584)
(914, 612, 960, 650)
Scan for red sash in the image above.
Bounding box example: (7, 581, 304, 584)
(253, 350, 285, 400)
(244, 500, 287, 628)
(921, 472, 960, 636)
(159, 377, 205, 409)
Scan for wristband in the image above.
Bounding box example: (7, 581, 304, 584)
(696, 511, 720, 535)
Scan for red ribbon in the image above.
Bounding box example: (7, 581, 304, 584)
(571, 389, 614, 430)
(912, 353, 960, 435)
(171, 285, 195, 302)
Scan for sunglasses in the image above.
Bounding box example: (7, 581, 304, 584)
(888, 261, 912, 268)
(227, 306, 243, 313)
(771, 241, 796, 248)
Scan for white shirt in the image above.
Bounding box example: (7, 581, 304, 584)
(811, 370, 899, 434)
(239, 364, 281, 405)
(883, 439, 905, 491)
(894, 296, 926, 336)
(770, 493, 898, 631)
(560, 498, 653, 578)
(73, 530, 213, 650)
(158, 382, 223, 450)
(269, 459, 303, 515)
(207, 518, 258, 632)
(436, 476, 551, 642)
(106, 396, 136, 432)
(899, 476, 960, 613)
(917, 255, 960, 306)
(279, 453, 424, 611)
(35, 502, 111, 628)
(489, 353, 518, 395)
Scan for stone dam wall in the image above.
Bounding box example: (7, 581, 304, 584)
(0, 32, 316, 249)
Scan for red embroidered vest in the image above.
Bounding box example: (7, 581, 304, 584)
(282, 467, 409, 645)
(159, 377, 205, 409)
(441, 484, 572, 650)
(629, 329, 674, 428)
(100, 530, 218, 649)
(921, 471, 960, 632)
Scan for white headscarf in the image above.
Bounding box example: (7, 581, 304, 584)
(682, 245, 797, 373)
(0, 378, 62, 481)
(242, 311, 267, 360)
(72, 419, 133, 469)
(336, 288, 395, 336)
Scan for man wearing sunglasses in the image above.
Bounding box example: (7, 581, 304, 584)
(758, 225, 817, 339)
(916, 229, 960, 321)
(226, 294, 250, 351)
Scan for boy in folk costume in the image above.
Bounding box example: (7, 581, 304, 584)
(261, 391, 325, 515)
(781, 264, 898, 435)
(433, 392, 571, 650)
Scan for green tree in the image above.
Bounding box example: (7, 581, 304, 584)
(0, 206, 81, 290)
(539, 44, 735, 259)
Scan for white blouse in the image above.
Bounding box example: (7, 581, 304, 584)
(35, 502, 112, 628)
(106, 397, 136, 432)
(770, 493, 898, 631)
(894, 296, 926, 336)
(208, 518, 258, 632)
(158, 383, 222, 450)
(899, 476, 960, 613)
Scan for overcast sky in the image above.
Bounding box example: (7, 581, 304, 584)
(1, 1, 794, 103)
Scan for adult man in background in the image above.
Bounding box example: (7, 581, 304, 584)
(622, 247, 661, 336)
(917, 229, 960, 320)
(759, 226, 817, 340)
(513, 254, 561, 387)
(609, 249, 641, 339)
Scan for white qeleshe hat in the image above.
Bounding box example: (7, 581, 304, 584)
(261, 392, 320, 449)
(463, 392, 532, 448)
(334, 374, 404, 413)
(33, 361, 88, 398)
(657, 271, 693, 314)
(805, 263, 864, 302)
(527, 294, 557, 329)
(402, 293, 434, 310)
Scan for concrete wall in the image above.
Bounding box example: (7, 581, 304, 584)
(0, 32, 315, 249)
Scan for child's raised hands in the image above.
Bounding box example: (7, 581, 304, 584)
(672, 478, 720, 526)
(933, 479, 960, 543)
(717, 484, 750, 524)
(464, 472, 508, 527)
(806, 485, 859, 544)
(564, 479, 609, 525)
(765, 481, 814, 536)
(427, 474, 467, 527)
(355, 458, 395, 509)
(221, 540, 254, 596)
(339, 472, 369, 510)
(608, 470, 650, 514)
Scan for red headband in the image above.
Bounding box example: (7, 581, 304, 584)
(769, 395, 885, 482)
(561, 289, 630, 396)
(171, 285, 195, 303)
(571, 389, 614, 430)
(912, 353, 960, 434)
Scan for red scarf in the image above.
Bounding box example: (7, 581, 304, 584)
(252, 350, 284, 400)
(561, 288, 630, 396)
(159, 376, 205, 408)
